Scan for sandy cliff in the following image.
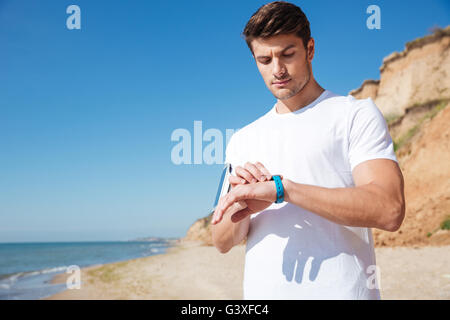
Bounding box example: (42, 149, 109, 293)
(184, 214, 214, 246)
(350, 26, 450, 118)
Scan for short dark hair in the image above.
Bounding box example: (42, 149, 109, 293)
(242, 1, 311, 54)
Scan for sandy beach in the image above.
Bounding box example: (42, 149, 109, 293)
(45, 242, 450, 300)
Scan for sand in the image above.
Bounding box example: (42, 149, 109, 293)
(46, 241, 245, 300)
(375, 246, 450, 299)
(45, 242, 450, 300)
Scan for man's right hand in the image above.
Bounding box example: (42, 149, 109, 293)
(211, 162, 282, 224)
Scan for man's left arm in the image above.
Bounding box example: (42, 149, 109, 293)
(213, 158, 405, 232)
(282, 158, 405, 231)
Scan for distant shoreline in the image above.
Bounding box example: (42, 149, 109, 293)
(45, 240, 245, 300)
(0, 240, 178, 300)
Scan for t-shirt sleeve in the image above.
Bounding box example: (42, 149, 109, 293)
(347, 97, 398, 172)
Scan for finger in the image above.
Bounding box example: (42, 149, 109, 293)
(217, 194, 237, 220)
(212, 193, 235, 224)
(211, 200, 224, 225)
(211, 195, 226, 224)
(254, 162, 272, 178)
(211, 199, 246, 225)
(235, 166, 257, 184)
(244, 162, 267, 182)
(216, 187, 248, 221)
(230, 207, 252, 223)
(229, 175, 246, 187)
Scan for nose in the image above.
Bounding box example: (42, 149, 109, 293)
(272, 58, 287, 79)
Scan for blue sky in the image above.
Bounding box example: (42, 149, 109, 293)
(0, 0, 449, 242)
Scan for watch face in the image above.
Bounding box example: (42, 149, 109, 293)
(212, 163, 232, 212)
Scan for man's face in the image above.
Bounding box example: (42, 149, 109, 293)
(251, 33, 314, 100)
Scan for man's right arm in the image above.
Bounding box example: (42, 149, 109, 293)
(211, 201, 250, 254)
(211, 161, 274, 253)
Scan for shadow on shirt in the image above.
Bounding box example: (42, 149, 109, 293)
(246, 203, 370, 284)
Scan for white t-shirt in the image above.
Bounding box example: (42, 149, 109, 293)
(225, 89, 397, 300)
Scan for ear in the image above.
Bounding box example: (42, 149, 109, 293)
(307, 38, 315, 62)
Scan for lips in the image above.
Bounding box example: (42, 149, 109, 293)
(272, 79, 291, 87)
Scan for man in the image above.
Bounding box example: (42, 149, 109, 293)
(211, 1, 405, 300)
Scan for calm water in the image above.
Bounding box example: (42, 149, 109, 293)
(0, 239, 177, 300)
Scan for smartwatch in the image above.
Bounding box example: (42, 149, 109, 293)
(271, 175, 284, 203)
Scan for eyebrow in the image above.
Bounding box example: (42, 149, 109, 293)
(255, 44, 296, 59)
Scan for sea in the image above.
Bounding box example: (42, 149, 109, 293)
(0, 238, 178, 300)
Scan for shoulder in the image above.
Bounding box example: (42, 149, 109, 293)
(346, 94, 382, 115)
(322, 90, 379, 111)
(321, 92, 385, 127)
(345, 95, 386, 127)
(319, 92, 386, 137)
(313, 90, 359, 116)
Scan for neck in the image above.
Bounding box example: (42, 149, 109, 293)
(275, 79, 325, 114)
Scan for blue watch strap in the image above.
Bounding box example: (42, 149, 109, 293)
(271, 175, 284, 203)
